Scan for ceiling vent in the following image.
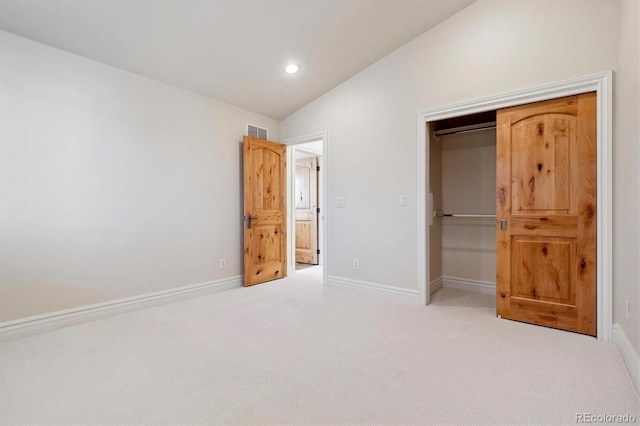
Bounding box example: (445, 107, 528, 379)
(247, 124, 268, 140)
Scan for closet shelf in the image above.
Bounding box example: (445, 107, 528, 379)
(434, 121, 496, 136)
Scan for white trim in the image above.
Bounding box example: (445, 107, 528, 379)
(0, 276, 243, 342)
(613, 324, 640, 395)
(282, 131, 329, 282)
(417, 71, 613, 341)
(327, 275, 418, 298)
(430, 276, 443, 295)
(417, 112, 428, 306)
(294, 146, 323, 157)
(442, 276, 496, 296)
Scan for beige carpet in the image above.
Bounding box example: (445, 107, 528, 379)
(0, 266, 638, 425)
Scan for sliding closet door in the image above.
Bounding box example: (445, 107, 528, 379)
(496, 92, 596, 336)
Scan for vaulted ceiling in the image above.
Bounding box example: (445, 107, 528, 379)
(0, 0, 475, 119)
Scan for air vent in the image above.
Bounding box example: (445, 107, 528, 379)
(247, 124, 268, 140)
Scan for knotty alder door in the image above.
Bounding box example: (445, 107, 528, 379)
(496, 92, 596, 336)
(294, 157, 319, 265)
(243, 136, 287, 286)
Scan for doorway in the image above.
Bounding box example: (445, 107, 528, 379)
(293, 143, 322, 271)
(428, 111, 498, 299)
(283, 133, 328, 280)
(418, 72, 613, 341)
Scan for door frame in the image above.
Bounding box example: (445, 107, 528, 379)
(417, 71, 613, 341)
(283, 131, 328, 281)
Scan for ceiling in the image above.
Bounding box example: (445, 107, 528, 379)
(0, 0, 475, 120)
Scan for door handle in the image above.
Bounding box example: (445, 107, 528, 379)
(245, 215, 255, 229)
(500, 219, 507, 231)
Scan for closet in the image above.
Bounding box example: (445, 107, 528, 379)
(427, 93, 597, 336)
(429, 111, 497, 296)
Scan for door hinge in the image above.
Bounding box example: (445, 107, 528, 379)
(316, 166, 320, 171)
(317, 249, 320, 254)
(316, 207, 320, 213)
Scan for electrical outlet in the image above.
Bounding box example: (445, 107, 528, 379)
(337, 196, 345, 207)
(400, 194, 407, 206)
(626, 300, 630, 321)
(352, 259, 359, 270)
(220, 258, 227, 269)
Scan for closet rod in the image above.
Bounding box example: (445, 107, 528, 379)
(434, 211, 496, 218)
(434, 121, 496, 136)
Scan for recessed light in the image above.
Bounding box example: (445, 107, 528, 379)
(285, 64, 300, 74)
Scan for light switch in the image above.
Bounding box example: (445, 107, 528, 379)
(336, 196, 345, 207)
(400, 194, 407, 206)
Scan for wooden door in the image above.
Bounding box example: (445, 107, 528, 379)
(243, 136, 287, 286)
(496, 92, 596, 336)
(295, 157, 319, 264)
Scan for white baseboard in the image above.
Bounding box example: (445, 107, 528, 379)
(442, 276, 496, 295)
(613, 323, 640, 395)
(326, 275, 418, 299)
(0, 276, 243, 343)
(430, 276, 443, 295)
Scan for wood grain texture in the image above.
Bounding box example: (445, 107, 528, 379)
(294, 157, 318, 264)
(243, 136, 287, 286)
(511, 115, 573, 212)
(575, 94, 597, 334)
(511, 237, 575, 303)
(496, 93, 596, 335)
(496, 117, 512, 316)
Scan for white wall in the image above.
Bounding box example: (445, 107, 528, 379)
(0, 31, 280, 322)
(282, 0, 619, 292)
(613, 0, 639, 352)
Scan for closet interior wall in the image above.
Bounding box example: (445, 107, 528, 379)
(429, 124, 497, 294)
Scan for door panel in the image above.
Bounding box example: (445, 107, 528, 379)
(496, 92, 596, 335)
(511, 115, 573, 212)
(511, 237, 575, 303)
(294, 157, 318, 264)
(243, 136, 287, 286)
